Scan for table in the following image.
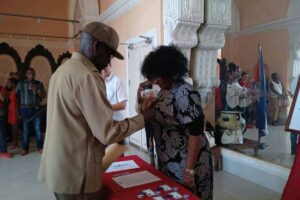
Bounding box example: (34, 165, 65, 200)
(223, 138, 259, 156)
(102, 155, 200, 200)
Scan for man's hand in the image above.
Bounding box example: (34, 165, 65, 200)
(29, 83, 38, 92)
(141, 96, 156, 110)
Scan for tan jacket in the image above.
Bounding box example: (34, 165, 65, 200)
(38, 53, 144, 194)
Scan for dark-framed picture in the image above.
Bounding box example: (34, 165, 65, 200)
(285, 76, 300, 133)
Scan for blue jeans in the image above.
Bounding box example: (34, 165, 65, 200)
(21, 108, 43, 150)
(0, 119, 7, 153)
(290, 133, 298, 155)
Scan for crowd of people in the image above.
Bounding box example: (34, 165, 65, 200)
(217, 60, 257, 129)
(0, 69, 46, 159)
(217, 59, 291, 128)
(216, 58, 297, 154)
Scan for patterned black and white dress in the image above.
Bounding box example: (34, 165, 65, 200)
(153, 81, 213, 200)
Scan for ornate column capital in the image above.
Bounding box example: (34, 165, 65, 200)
(163, 0, 204, 59)
(191, 0, 231, 107)
(198, 0, 231, 49)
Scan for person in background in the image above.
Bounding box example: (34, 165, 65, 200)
(101, 63, 127, 121)
(0, 85, 12, 159)
(139, 46, 213, 200)
(216, 58, 229, 116)
(226, 63, 249, 111)
(6, 78, 19, 148)
(101, 63, 128, 145)
(16, 68, 46, 155)
(38, 21, 151, 200)
(238, 71, 254, 128)
(239, 72, 250, 88)
(269, 73, 284, 126)
(4, 73, 19, 144)
(290, 75, 299, 155)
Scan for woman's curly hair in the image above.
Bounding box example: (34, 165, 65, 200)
(141, 45, 188, 83)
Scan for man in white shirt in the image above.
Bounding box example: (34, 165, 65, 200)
(101, 63, 128, 121)
(226, 64, 249, 111)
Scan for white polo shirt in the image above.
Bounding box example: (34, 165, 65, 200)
(105, 72, 128, 121)
(226, 82, 248, 108)
(269, 80, 283, 97)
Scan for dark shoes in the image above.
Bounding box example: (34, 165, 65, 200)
(21, 149, 43, 156)
(21, 150, 28, 156)
(271, 121, 280, 126)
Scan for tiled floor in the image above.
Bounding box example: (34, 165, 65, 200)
(242, 125, 295, 168)
(0, 145, 281, 200)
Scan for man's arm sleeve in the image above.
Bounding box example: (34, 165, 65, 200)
(74, 74, 144, 145)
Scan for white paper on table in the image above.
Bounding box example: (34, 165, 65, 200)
(112, 170, 161, 188)
(106, 160, 139, 172)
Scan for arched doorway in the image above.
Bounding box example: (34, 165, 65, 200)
(23, 44, 56, 81)
(0, 42, 22, 84)
(30, 56, 52, 92)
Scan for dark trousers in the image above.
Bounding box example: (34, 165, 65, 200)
(54, 190, 103, 200)
(238, 106, 249, 125)
(290, 133, 299, 155)
(20, 108, 43, 150)
(0, 119, 7, 153)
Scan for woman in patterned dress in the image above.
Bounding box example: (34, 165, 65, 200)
(139, 46, 213, 200)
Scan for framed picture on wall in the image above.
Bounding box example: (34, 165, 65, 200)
(285, 76, 300, 133)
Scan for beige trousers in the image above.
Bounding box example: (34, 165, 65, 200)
(269, 96, 280, 122)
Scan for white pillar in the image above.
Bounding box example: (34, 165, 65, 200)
(163, 0, 204, 63)
(190, 0, 231, 107)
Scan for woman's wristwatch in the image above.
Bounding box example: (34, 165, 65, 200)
(184, 168, 195, 176)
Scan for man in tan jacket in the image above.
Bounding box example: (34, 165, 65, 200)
(39, 22, 147, 200)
